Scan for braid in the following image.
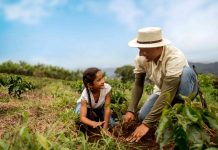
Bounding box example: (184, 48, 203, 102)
(85, 84, 92, 109)
(82, 67, 100, 109)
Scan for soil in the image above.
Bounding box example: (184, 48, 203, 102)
(78, 121, 175, 150)
(111, 122, 160, 150)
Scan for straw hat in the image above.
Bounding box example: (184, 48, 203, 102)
(128, 27, 171, 48)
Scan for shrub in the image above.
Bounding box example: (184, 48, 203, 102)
(0, 76, 35, 98)
(156, 96, 218, 149)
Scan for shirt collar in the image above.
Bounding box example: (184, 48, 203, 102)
(159, 46, 166, 62)
(152, 46, 165, 66)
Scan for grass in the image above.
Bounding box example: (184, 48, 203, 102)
(0, 73, 128, 150)
(0, 73, 217, 150)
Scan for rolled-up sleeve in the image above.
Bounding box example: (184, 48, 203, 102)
(142, 76, 180, 128)
(134, 55, 148, 74)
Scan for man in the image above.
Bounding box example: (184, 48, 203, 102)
(123, 27, 198, 142)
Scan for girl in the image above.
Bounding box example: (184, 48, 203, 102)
(75, 67, 114, 131)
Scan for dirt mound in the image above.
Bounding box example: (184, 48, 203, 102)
(77, 121, 174, 149)
(111, 121, 162, 149)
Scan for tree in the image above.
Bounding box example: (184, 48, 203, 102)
(115, 65, 134, 83)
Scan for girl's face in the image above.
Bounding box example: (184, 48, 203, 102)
(90, 71, 105, 90)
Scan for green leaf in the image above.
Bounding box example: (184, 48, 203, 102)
(203, 111, 218, 131)
(184, 105, 200, 123)
(173, 125, 189, 150)
(0, 140, 9, 150)
(36, 133, 50, 150)
(159, 127, 173, 149)
(174, 103, 184, 113)
(181, 95, 191, 105)
(205, 147, 218, 150)
(19, 126, 28, 137)
(205, 116, 218, 131)
(176, 114, 192, 131)
(156, 109, 170, 143)
(187, 125, 210, 147)
(190, 143, 205, 150)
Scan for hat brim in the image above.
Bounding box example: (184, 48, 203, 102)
(128, 38, 171, 48)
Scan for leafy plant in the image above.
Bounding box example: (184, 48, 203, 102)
(144, 83, 154, 95)
(70, 80, 84, 93)
(0, 76, 35, 98)
(156, 96, 218, 150)
(198, 74, 218, 102)
(110, 89, 128, 121)
(114, 65, 135, 83)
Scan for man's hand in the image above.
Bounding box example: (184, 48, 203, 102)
(123, 112, 135, 123)
(92, 121, 105, 128)
(126, 124, 149, 142)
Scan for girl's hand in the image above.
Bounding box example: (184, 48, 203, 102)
(92, 121, 105, 128)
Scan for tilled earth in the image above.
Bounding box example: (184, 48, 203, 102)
(78, 121, 174, 150)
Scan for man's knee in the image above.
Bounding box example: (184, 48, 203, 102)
(177, 66, 198, 99)
(180, 67, 197, 86)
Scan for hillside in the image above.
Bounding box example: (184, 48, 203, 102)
(103, 62, 218, 77)
(189, 62, 218, 75)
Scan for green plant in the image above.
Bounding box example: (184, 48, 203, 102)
(156, 96, 218, 150)
(0, 76, 35, 98)
(0, 61, 83, 80)
(70, 80, 84, 93)
(110, 89, 128, 121)
(144, 83, 154, 95)
(198, 74, 218, 102)
(114, 65, 135, 83)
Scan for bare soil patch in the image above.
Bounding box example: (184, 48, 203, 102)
(77, 121, 175, 149)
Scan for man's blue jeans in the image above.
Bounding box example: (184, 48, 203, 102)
(138, 67, 198, 122)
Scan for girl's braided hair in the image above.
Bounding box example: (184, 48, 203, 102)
(83, 67, 100, 109)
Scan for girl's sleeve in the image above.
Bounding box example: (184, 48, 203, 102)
(81, 88, 88, 103)
(105, 83, 112, 95)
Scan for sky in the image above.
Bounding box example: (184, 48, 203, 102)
(0, 0, 218, 70)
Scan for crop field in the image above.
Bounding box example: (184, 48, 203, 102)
(0, 72, 218, 150)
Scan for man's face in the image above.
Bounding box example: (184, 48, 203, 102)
(138, 47, 163, 62)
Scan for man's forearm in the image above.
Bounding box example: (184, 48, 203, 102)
(142, 76, 180, 128)
(128, 73, 145, 113)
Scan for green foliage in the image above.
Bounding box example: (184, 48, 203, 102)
(144, 82, 154, 95)
(115, 65, 134, 83)
(0, 75, 34, 98)
(111, 90, 127, 105)
(198, 74, 214, 88)
(0, 60, 82, 81)
(1, 70, 218, 150)
(107, 79, 132, 91)
(110, 90, 128, 120)
(107, 79, 131, 121)
(0, 111, 125, 150)
(0, 112, 43, 150)
(156, 96, 218, 149)
(198, 74, 218, 102)
(173, 125, 189, 150)
(69, 80, 84, 93)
